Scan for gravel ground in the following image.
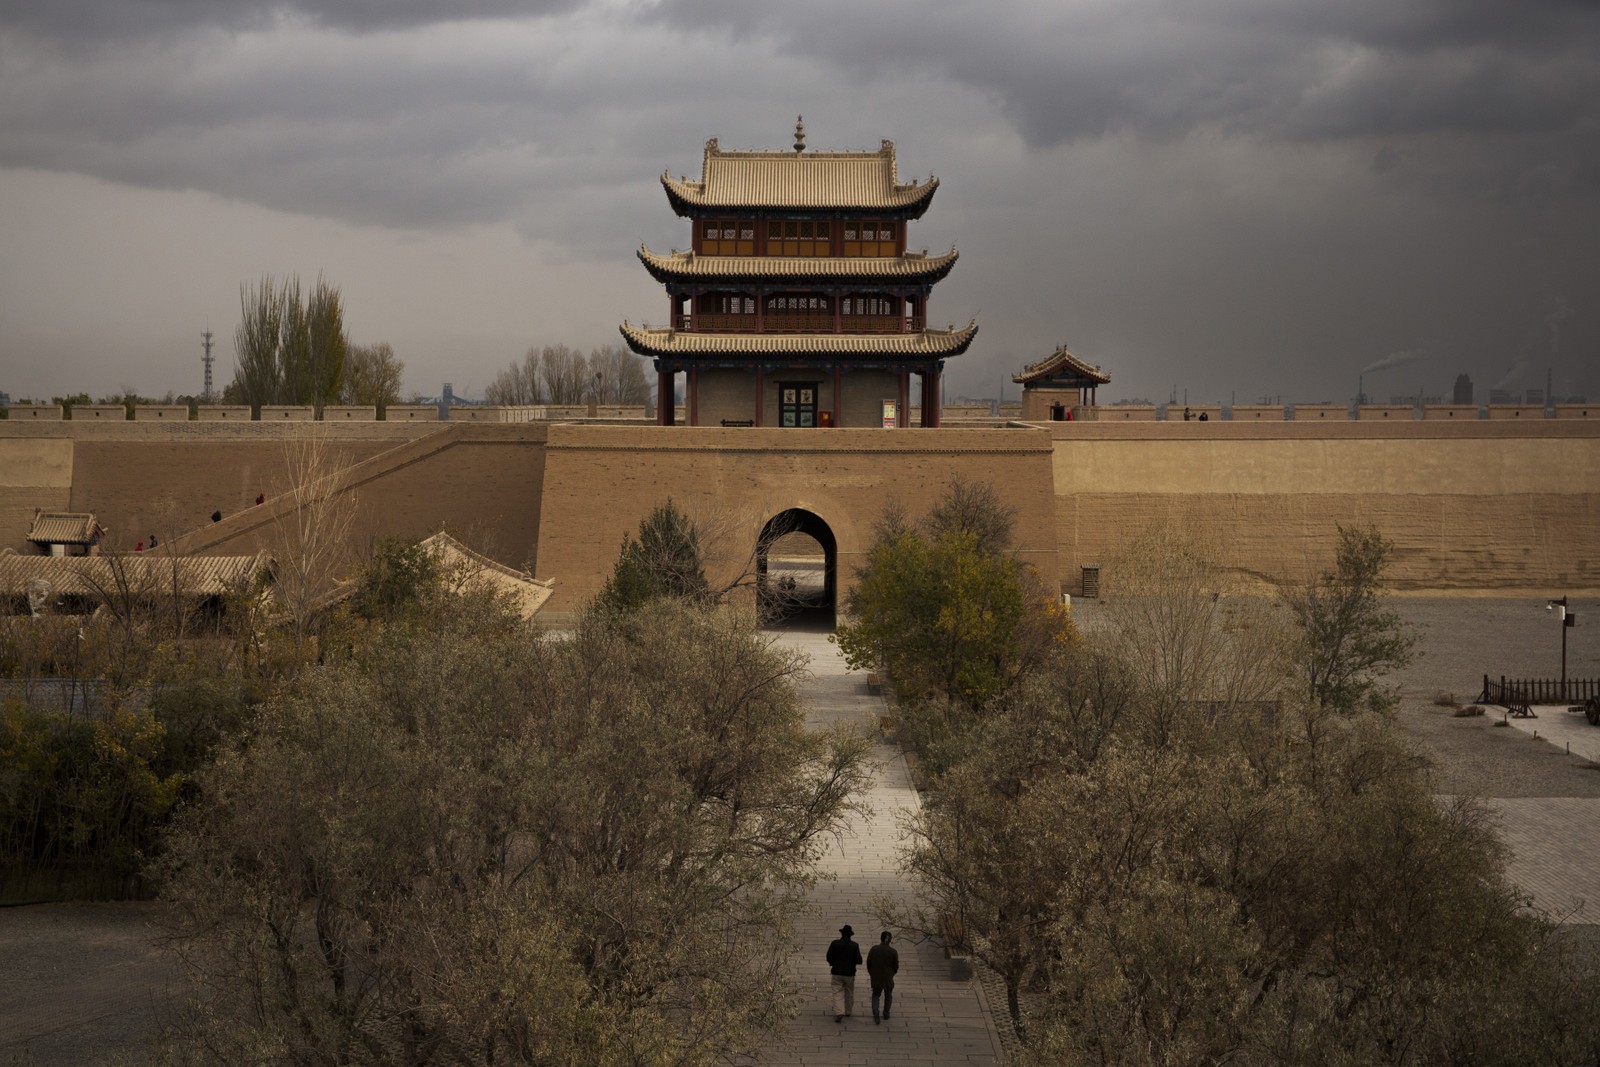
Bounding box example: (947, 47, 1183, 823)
(0, 902, 185, 1065)
(1386, 597, 1600, 798)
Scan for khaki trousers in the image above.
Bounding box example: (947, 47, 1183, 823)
(830, 974, 856, 1016)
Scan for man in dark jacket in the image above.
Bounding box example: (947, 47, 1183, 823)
(825, 924, 863, 1022)
(866, 930, 899, 1023)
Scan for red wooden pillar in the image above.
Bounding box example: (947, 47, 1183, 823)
(689, 366, 700, 427)
(921, 368, 941, 427)
(897, 371, 909, 429)
(658, 368, 674, 426)
(832, 293, 842, 333)
(755, 366, 765, 426)
(832, 367, 843, 426)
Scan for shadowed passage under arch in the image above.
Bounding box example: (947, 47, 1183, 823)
(756, 509, 837, 625)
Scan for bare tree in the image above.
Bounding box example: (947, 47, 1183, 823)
(587, 344, 650, 405)
(341, 341, 405, 410)
(483, 347, 543, 405)
(538, 344, 590, 404)
(232, 276, 285, 406)
(231, 274, 348, 409)
(1097, 522, 1289, 740)
(268, 431, 358, 644)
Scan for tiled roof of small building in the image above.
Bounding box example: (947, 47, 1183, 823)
(26, 512, 107, 546)
(638, 245, 959, 283)
(310, 533, 553, 620)
(662, 138, 938, 216)
(1012, 345, 1112, 386)
(0, 550, 271, 600)
(620, 321, 977, 359)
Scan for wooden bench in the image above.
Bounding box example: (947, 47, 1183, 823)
(720, 419, 754, 427)
(940, 911, 966, 956)
(941, 911, 973, 979)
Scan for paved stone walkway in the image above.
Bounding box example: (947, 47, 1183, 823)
(760, 626, 1005, 1066)
(1490, 708, 1600, 921)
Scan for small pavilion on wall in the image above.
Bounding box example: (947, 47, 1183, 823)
(1012, 344, 1111, 421)
(621, 120, 976, 428)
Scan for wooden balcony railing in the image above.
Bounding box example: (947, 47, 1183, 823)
(669, 314, 928, 334)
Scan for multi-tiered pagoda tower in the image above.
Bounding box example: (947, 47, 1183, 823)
(621, 121, 975, 427)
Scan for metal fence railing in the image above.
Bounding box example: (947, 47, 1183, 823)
(1480, 675, 1600, 705)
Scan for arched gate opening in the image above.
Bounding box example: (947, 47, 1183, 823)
(756, 509, 837, 626)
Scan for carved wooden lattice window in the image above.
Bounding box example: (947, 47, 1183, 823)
(767, 219, 831, 257)
(843, 296, 895, 316)
(701, 218, 754, 256)
(843, 220, 897, 257)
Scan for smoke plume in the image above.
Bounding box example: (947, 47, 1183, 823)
(1361, 349, 1423, 374)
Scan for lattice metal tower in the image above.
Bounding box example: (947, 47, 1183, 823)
(201, 330, 215, 401)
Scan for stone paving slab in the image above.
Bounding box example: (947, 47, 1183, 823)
(1503, 704, 1600, 765)
(761, 627, 1004, 1066)
(1481, 797, 1600, 921)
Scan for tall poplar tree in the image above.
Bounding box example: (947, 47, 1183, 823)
(229, 274, 347, 409)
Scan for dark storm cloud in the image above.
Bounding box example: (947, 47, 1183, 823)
(0, 0, 580, 43)
(654, 0, 1600, 190)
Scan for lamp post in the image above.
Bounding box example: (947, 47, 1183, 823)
(1547, 597, 1577, 700)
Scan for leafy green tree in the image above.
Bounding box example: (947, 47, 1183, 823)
(155, 597, 870, 1064)
(834, 482, 1070, 772)
(1285, 524, 1417, 717)
(596, 499, 711, 613)
(351, 537, 443, 623)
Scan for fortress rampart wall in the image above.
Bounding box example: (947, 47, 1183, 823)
(3, 419, 1595, 602)
(1047, 421, 1600, 595)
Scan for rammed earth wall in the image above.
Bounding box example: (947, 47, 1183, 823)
(2, 418, 1597, 602)
(1048, 420, 1600, 595)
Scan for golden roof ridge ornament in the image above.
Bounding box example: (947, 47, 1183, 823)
(794, 116, 805, 154)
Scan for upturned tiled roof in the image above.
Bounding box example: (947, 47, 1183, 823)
(309, 533, 553, 620)
(26, 512, 106, 545)
(638, 245, 959, 283)
(662, 138, 938, 216)
(418, 533, 554, 620)
(1012, 345, 1111, 386)
(619, 321, 977, 359)
(0, 550, 271, 600)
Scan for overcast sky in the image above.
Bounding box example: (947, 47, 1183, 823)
(2, 0, 1597, 406)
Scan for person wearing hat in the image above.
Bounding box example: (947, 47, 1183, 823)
(825, 924, 863, 1022)
(866, 930, 899, 1023)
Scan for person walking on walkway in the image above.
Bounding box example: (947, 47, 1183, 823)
(826, 924, 863, 1023)
(867, 930, 899, 1023)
